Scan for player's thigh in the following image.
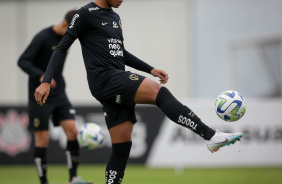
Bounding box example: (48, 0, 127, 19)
(134, 78, 162, 104)
(109, 121, 134, 144)
(60, 119, 78, 140)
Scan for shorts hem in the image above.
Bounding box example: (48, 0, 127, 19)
(107, 118, 137, 130)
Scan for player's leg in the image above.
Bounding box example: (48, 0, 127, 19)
(34, 130, 49, 184)
(61, 120, 93, 184)
(102, 102, 136, 184)
(28, 101, 51, 184)
(54, 95, 92, 184)
(106, 121, 133, 184)
(60, 120, 80, 182)
(134, 78, 216, 140)
(134, 78, 243, 152)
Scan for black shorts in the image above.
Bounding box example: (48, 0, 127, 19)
(93, 70, 146, 129)
(28, 93, 75, 131)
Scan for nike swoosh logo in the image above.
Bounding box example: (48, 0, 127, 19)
(102, 22, 108, 26)
(214, 138, 229, 145)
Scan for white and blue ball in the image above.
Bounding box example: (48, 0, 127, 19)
(78, 123, 104, 149)
(215, 90, 246, 122)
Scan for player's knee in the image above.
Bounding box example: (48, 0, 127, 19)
(66, 127, 78, 140)
(150, 83, 162, 104)
(35, 131, 49, 147)
(109, 121, 133, 143)
(146, 80, 162, 103)
(155, 86, 170, 106)
(135, 78, 162, 104)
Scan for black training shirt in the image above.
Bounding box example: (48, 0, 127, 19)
(43, 2, 153, 96)
(68, 2, 125, 71)
(18, 26, 66, 99)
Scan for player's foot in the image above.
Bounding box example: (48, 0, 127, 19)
(206, 131, 243, 153)
(68, 176, 93, 184)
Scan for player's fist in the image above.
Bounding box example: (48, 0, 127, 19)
(151, 68, 169, 84)
(34, 83, 51, 106)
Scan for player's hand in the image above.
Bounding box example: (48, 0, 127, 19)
(34, 83, 51, 106)
(151, 68, 169, 84)
(39, 75, 57, 89)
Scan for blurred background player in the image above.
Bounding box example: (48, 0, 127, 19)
(18, 9, 92, 184)
(34, 0, 243, 183)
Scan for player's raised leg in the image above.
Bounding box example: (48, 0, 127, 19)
(134, 78, 216, 140)
(134, 78, 243, 152)
(106, 121, 133, 184)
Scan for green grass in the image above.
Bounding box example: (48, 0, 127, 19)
(0, 164, 282, 184)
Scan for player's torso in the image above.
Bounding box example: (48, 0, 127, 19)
(34, 27, 63, 70)
(79, 4, 125, 70)
(29, 27, 65, 98)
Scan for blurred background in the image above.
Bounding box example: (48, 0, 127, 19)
(1, 0, 282, 183)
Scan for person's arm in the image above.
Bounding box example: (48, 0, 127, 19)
(35, 8, 87, 105)
(123, 49, 169, 84)
(42, 33, 75, 83)
(18, 34, 45, 78)
(34, 33, 76, 105)
(123, 49, 154, 74)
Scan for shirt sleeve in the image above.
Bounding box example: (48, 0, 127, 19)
(67, 8, 88, 38)
(124, 49, 154, 74)
(42, 33, 76, 83)
(17, 34, 45, 78)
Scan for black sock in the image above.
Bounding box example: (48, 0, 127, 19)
(105, 141, 132, 184)
(156, 87, 215, 140)
(66, 140, 80, 181)
(34, 147, 48, 184)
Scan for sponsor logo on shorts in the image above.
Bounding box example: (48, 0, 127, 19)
(51, 46, 56, 50)
(129, 74, 139, 81)
(116, 95, 121, 104)
(33, 118, 40, 128)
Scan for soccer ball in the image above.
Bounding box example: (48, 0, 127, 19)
(78, 123, 104, 149)
(215, 90, 246, 122)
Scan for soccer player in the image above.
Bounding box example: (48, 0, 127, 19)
(34, 1, 243, 183)
(18, 10, 92, 184)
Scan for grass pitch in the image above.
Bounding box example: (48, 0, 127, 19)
(0, 164, 281, 184)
